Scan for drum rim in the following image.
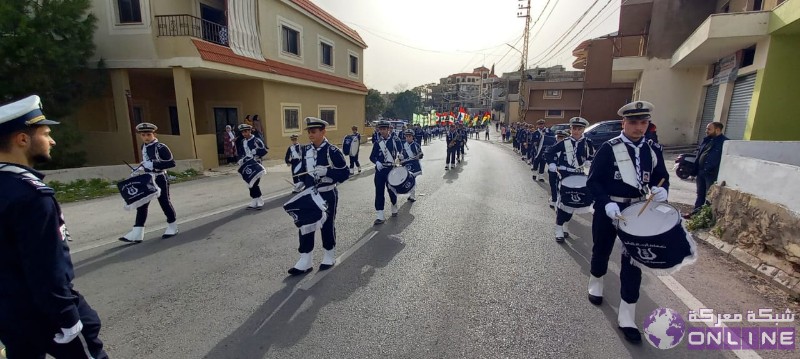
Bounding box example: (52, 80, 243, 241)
(618, 201, 682, 236)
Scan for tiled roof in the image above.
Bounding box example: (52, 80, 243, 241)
(288, 0, 367, 48)
(192, 39, 368, 93)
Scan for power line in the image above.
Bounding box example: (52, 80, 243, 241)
(528, 0, 603, 64)
(535, 0, 615, 66)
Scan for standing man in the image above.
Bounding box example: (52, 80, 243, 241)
(237, 123, 268, 209)
(342, 125, 362, 175)
(586, 100, 669, 343)
(0, 95, 108, 358)
(119, 122, 179, 242)
(414, 124, 424, 146)
(445, 123, 460, 170)
(370, 120, 403, 224)
(284, 134, 304, 193)
(287, 117, 350, 275)
(546, 117, 595, 242)
(546, 130, 570, 208)
(686, 121, 728, 218)
(485, 125, 490, 140)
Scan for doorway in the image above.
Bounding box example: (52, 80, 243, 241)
(213, 107, 238, 158)
(200, 4, 226, 45)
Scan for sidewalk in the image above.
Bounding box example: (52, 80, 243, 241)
(62, 142, 375, 253)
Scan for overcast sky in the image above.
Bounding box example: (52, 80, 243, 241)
(312, 0, 622, 93)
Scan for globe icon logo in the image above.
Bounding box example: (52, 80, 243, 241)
(643, 307, 686, 349)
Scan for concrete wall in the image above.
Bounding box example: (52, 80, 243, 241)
(648, 0, 717, 59)
(583, 38, 614, 88)
(42, 159, 204, 184)
(581, 88, 634, 122)
(637, 59, 707, 145)
(524, 111, 581, 126)
(529, 88, 583, 111)
(718, 141, 800, 214)
(619, 2, 653, 36)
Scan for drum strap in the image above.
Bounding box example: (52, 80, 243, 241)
(290, 144, 301, 160)
(612, 142, 642, 191)
(535, 130, 546, 157)
(403, 142, 416, 160)
(564, 138, 578, 169)
(378, 138, 395, 164)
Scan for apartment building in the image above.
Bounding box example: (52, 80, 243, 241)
(75, 0, 367, 168)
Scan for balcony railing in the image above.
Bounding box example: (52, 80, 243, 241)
(612, 34, 647, 58)
(156, 15, 228, 46)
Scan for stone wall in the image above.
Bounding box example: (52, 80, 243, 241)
(706, 185, 800, 293)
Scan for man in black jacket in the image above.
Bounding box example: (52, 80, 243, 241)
(687, 121, 729, 218)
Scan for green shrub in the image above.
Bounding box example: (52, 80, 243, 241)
(686, 204, 715, 231)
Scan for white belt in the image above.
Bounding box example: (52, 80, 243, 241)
(609, 195, 646, 203)
(317, 184, 336, 192)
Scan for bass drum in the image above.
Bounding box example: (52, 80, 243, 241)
(348, 136, 359, 157)
(387, 166, 415, 194)
(617, 201, 698, 273)
(557, 174, 593, 213)
(117, 173, 161, 210)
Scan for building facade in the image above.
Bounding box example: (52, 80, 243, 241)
(584, 0, 797, 146)
(75, 0, 367, 168)
(432, 66, 496, 113)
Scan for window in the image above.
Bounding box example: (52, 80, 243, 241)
(741, 46, 756, 68)
(349, 53, 359, 76)
(168, 106, 180, 135)
(116, 0, 142, 24)
(282, 105, 300, 133)
(545, 110, 564, 118)
(320, 42, 333, 67)
(543, 90, 561, 99)
(132, 105, 144, 124)
(281, 25, 300, 56)
(753, 0, 763, 10)
(319, 107, 336, 127)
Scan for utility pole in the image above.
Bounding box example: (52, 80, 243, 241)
(517, 0, 531, 123)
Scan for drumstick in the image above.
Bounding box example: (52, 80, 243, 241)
(122, 160, 136, 171)
(284, 178, 295, 186)
(290, 165, 331, 178)
(637, 178, 666, 217)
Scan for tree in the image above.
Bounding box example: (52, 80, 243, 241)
(0, 0, 100, 169)
(365, 89, 384, 123)
(389, 90, 421, 121)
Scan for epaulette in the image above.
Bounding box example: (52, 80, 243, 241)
(328, 144, 341, 153)
(647, 139, 662, 150)
(22, 176, 55, 195)
(608, 138, 623, 145)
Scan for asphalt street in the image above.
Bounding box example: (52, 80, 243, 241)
(66, 135, 798, 358)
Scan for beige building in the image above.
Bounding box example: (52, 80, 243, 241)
(75, 0, 367, 168)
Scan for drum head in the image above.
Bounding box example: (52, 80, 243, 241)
(560, 174, 587, 188)
(349, 141, 359, 156)
(620, 202, 681, 237)
(387, 167, 408, 186)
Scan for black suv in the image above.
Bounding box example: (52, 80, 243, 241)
(550, 123, 570, 134)
(584, 120, 622, 148)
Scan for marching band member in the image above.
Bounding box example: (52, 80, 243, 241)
(119, 122, 178, 243)
(445, 123, 460, 170)
(343, 125, 362, 175)
(586, 101, 669, 343)
(457, 123, 467, 162)
(287, 117, 350, 275)
(237, 123, 268, 209)
(0, 95, 108, 358)
(531, 120, 553, 181)
(546, 117, 595, 242)
(284, 134, 303, 193)
(546, 130, 569, 209)
(402, 129, 423, 202)
(370, 120, 403, 224)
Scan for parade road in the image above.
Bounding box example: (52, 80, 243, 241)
(68, 137, 796, 359)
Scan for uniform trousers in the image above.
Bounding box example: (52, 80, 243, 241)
(590, 201, 642, 304)
(548, 172, 559, 203)
(249, 179, 262, 199)
(289, 160, 302, 184)
(693, 173, 715, 211)
(0, 292, 107, 359)
(485, 132, 489, 140)
(348, 155, 361, 169)
(298, 188, 338, 253)
(135, 173, 176, 226)
(374, 168, 397, 210)
(532, 154, 546, 174)
(446, 147, 457, 165)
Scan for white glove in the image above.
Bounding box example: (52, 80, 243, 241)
(54, 320, 83, 344)
(605, 202, 622, 220)
(375, 162, 384, 171)
(237, 158, 244, 166)
(293, 181, 304, 191)
(651, 186, 668, 202)
(314, 165, 328, 177)
(548, 163, 557, 172)
(142, 161, 154, 170)
(584, 160, 592, 169)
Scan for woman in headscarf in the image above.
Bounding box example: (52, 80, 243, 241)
(223, 124, 236, 164)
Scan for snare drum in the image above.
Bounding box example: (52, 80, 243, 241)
(117, 173, 161, 210)
(238, 158, 266, 188)
(387, 166, 416, 194)
(283, 187, 329, 235)
(348, 138, 359, 157)
(557, 174, 593, 213)
(617, 201, 697, 272)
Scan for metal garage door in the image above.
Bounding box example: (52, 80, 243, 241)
(697, 85, 719, 143)
(725, 73, 757, 140)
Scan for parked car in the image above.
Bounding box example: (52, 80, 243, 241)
(550, 123, 570, 134)
(583, 120, 623, 148)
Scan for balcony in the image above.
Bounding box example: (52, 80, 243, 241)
(671, 11, 770, 68)
(156, 15, 228, 46)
